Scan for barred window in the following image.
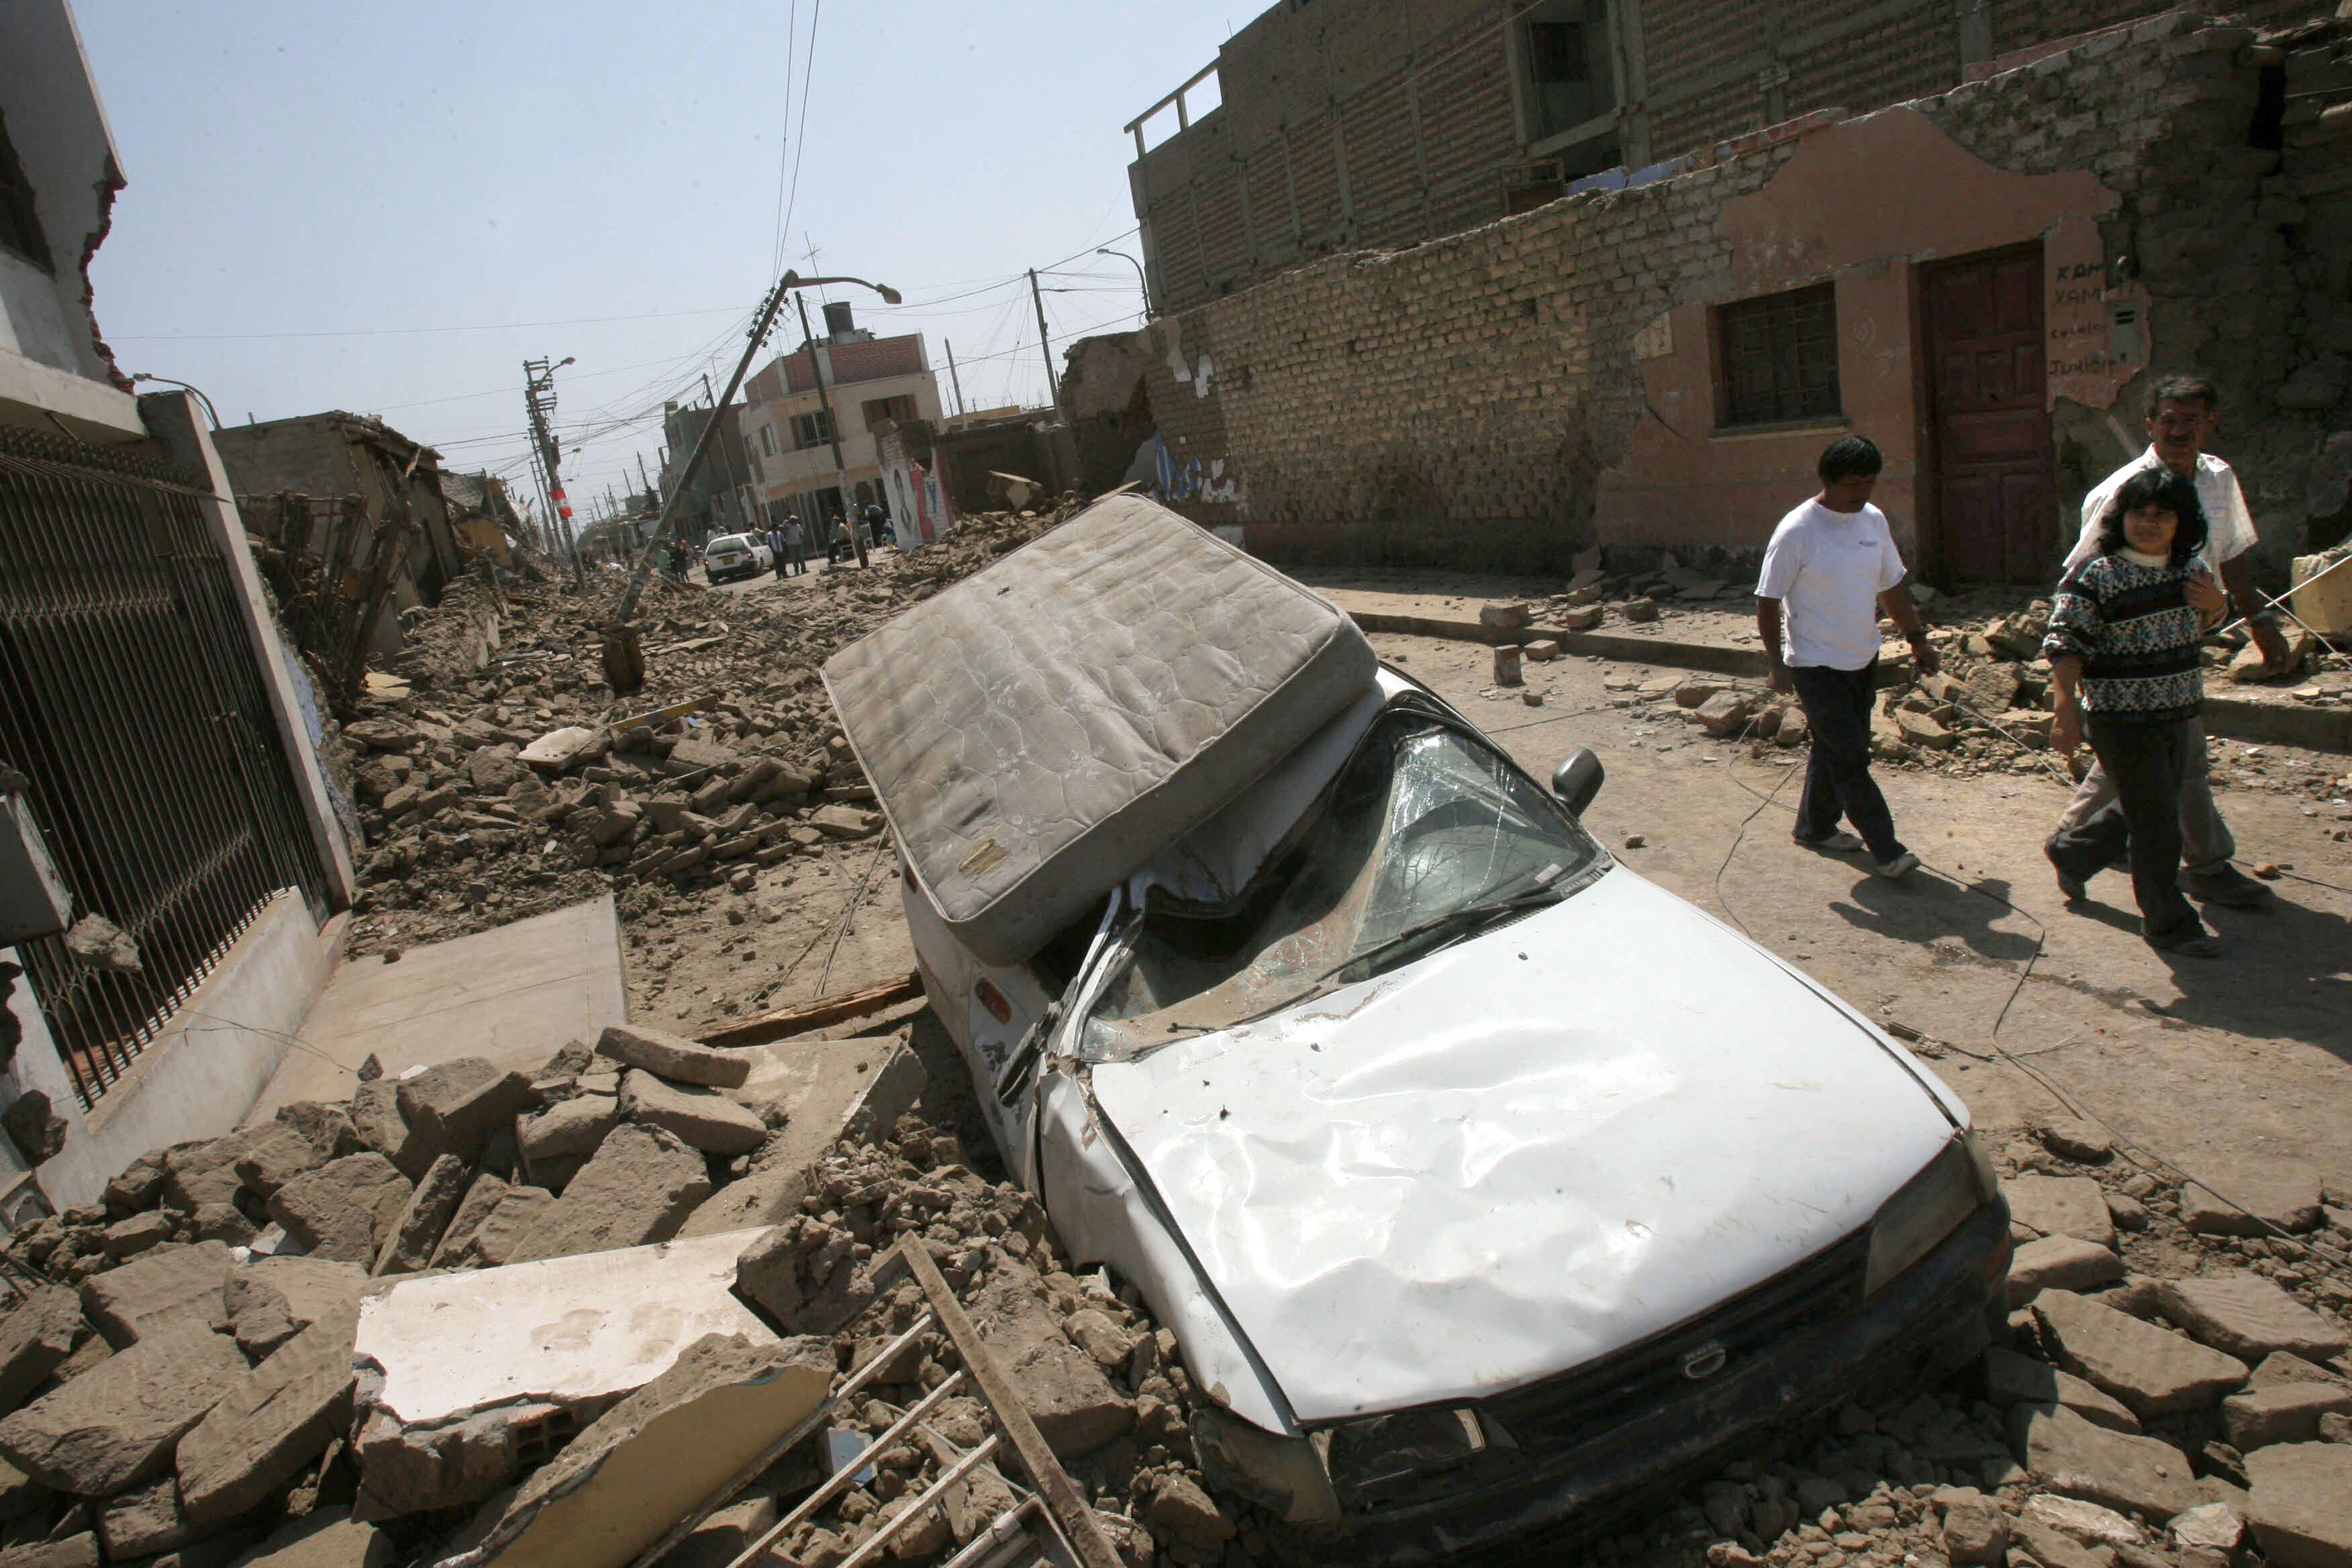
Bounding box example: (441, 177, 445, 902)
(1717, 284, 1840, 428)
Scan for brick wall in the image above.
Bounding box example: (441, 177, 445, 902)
(1133, 0, 1517, 315)
(1100, 11, 2352, 575)
(1128, 0, 2336, 313)
(744, 335, 926, 402)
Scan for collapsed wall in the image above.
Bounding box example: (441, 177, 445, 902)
(1099, 11, 2352, 579)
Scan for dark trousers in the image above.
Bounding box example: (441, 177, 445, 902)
(1789, 661, 1904, 862)
(2049, 717, 2202, 944)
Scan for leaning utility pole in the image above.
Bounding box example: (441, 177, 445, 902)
(944, 338, 967, 423)
(604, 266, 899, 690)
(1027, 268, 1061, 406)
(523, 356, 583, 586)
(795, 292, 868, 571)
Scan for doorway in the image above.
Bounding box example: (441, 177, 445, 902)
(1923, 244, 2056, 585)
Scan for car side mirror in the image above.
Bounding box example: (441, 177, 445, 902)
(1552, 748, 1604, 816)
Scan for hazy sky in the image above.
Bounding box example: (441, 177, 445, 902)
(75, 1, 1236, 520)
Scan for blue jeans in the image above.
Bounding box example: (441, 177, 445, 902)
(1790, 661, 1905, 863)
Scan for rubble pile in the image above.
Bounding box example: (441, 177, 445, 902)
(1525, 558, 1755, 633)
(0, 998, 1272, 1568)
(1590, 1132, 2352, 1568)
(718, 1127, 1242, 1568)
(1591, 607, 2349, 803)
(337, 507, 1070, 959)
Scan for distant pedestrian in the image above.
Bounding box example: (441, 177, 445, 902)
(863, 501, 891, 552)
(1756, 436, 1939, 879)
(782, 513, 807, 575)
(765, 522, 785, 578)
(2043, 469, 2228, 956)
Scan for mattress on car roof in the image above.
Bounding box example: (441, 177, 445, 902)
(822, 493, 1378, 966)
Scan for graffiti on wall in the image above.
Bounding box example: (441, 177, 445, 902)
(1149, 435, 1244, 507)
(2044, 215, 2149, 411)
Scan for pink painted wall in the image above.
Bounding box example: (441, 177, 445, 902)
(1595, 107, 2119, 562)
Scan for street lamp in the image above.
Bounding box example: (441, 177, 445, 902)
(610, 268, 900, 642)
(128, 373, 224, 430)
(1097, 248, 1152, 320)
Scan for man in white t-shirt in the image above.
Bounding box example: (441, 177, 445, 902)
(1756, 436, 1940, 879)
(2049, 374, 2272, 908)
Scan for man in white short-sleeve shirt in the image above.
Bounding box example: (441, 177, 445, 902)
(2045, 373, 2273, 908)
(1755, 435, 1939, 879)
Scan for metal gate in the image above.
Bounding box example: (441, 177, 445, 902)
(0, 424, 332, 1108)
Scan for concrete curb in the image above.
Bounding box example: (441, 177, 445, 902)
(1343, 609, 2352, 753)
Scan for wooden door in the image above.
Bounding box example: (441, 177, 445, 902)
(1924, 247, 2056, 585)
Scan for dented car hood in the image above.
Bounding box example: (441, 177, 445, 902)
(1086, 864, 1965, 1426)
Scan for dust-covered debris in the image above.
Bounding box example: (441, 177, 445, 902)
(335, 507, 1073, 983)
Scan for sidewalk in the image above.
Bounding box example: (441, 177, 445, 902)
(1307, 577, 2352, 752)
(247, 896, 630, 1122)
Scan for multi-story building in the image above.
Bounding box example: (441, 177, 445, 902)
(1126, 0, 2333, 316)
(736, 302, 945, 530)
(659, 397, 758, 546)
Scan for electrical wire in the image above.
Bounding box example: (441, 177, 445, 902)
(1704, 679, 2352, 1271)
(777, 0, 823, 275)
(817, 836, 892, 997)
(113, 303, 754, 344)
(769, 0, 801, 278)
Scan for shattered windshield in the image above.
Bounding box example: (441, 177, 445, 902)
(1078, 707, 1600, 1061)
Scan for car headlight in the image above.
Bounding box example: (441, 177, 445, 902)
(1863, 1132, 1992, 1297)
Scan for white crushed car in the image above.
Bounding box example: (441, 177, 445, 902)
(825, 497, 2009, 1560)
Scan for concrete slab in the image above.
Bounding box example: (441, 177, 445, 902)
(250, 899, 627, 1123)
(679, 1033, 925, 1239)
(459, 1334, 832, 1568)
(353, 1228, 774, 1427)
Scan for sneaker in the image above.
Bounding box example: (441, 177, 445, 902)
(1870, 851, 1920, 879)
(1794, 830, 1865, 852)
(2149, 930, 2222, 957)
(2183, 863, 2273, 908)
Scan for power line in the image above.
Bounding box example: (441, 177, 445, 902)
(113, 303, 752, 344)
(769, 0, 800, 277)
(777, 0, 823, 273)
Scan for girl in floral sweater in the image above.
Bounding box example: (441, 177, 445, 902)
(2041, 468, 2228, 956)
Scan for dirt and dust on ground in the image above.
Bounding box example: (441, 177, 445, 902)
(6, 521, 2351, 1568)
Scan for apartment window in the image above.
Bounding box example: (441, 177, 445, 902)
(793, 409, 834, 448)
(1520, 0, 1616, 146)
(1717, 284, 1841, 429)
(758, 424, 775, 457)
(861, 394, 918, 431)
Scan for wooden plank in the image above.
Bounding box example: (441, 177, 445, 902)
(903, 1241, 1122, 1568)
(697, 971, 925, 1048)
